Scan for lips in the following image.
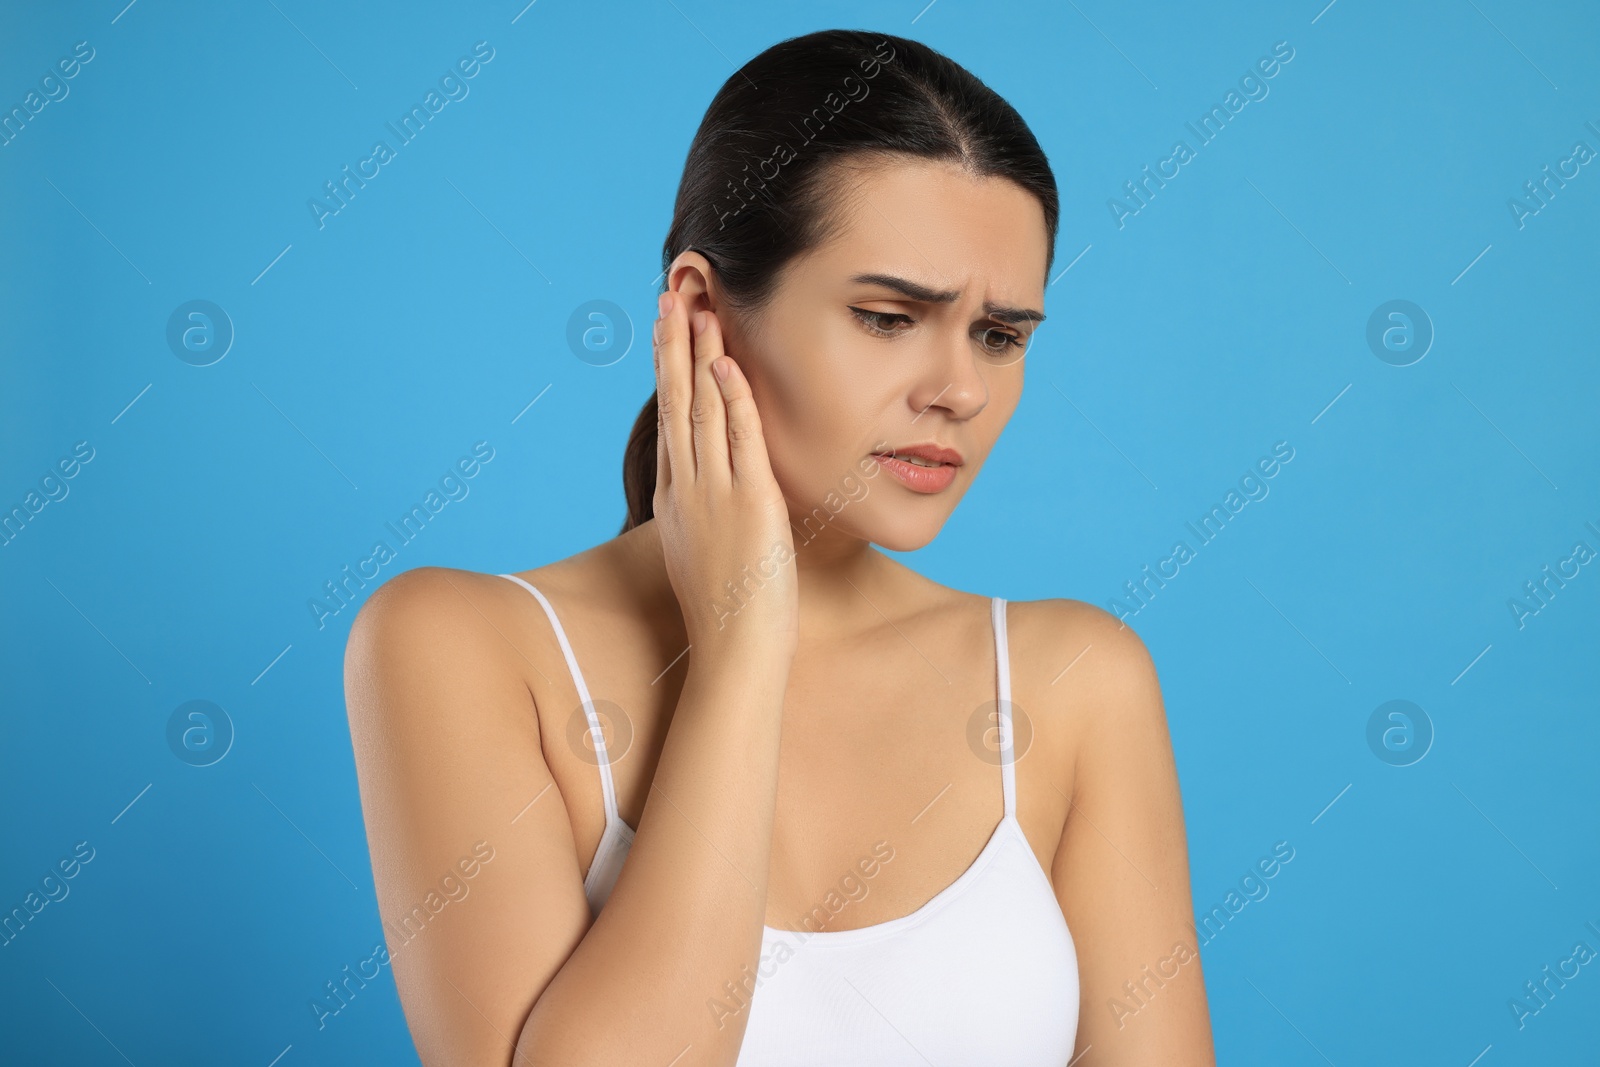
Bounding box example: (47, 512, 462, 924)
(871, 443, 964, 467)
(869, 444, 963, 494)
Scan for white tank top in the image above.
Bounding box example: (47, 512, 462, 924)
(499, 574, 1081, 1063)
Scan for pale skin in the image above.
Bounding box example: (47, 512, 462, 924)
(343, 158, 1215, 1065)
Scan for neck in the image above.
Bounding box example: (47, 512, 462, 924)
(619, 513, 915, 646)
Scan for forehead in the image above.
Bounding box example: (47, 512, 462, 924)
(803, 156, 1049, 300)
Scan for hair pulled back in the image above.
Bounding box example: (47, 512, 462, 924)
(620, 29, 1058, 533)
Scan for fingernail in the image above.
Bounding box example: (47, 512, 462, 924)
(692, 310, 706, 335)
(657, 292, 671, 319)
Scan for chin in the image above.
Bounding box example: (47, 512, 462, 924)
(784, 499, 948, 553)
(847, 507, 951, 552)
(869, 525, 943, 552)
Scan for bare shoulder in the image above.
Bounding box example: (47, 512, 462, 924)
(351, 563, 515, 631)
(344, 531, 657, 727)
(1000, 596, 1170, 814)
(347, 547, 601, 671)
(342, 566, 537, 737)
(347, 566, 535, 672)
(1006, 596, 1163, 716)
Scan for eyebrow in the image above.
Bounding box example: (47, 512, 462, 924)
(849, 272, 1046, 326)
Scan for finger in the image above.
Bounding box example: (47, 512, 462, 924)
(690, 309, 731, 487)
(653, 290, 694, 484)
(652, 386, 669, 502)
(651, 311, 668, 499)
(712, 354, 776, 492)
(651, 306, 670, 502)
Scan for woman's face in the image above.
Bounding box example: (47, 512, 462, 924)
(717, 158, 1050, 553)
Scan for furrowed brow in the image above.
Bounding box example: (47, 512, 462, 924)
(849, 272, 1045, 325)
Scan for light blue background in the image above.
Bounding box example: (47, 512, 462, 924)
(3, 1, 1597, 1063)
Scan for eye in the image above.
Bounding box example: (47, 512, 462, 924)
(977, 325, 1027, 356)
(848, 306, 913, 337)
(849, 306, 1030, 357)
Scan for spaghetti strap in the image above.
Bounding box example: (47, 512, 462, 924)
(483, 581, 1079, 1056)
(992, 596, 1016, 818)
(496, 573, 622, 827)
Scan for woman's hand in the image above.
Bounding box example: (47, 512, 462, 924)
(651, 291, 799, 650)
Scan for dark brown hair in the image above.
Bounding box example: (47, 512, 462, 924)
(620, 29, 1059, 533)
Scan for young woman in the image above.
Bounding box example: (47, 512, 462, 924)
(344, 29, 1214, 1067)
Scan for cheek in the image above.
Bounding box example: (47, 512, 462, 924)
(746, 370, 838, 502)
(741, 334, 877, 481)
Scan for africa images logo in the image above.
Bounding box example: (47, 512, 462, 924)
(714, 38, 898, 231)
(307, 41, 496, 230)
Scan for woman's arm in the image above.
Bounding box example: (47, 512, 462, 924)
(343, 565, 794, 1066)
(1046, 601, 1216, 1064)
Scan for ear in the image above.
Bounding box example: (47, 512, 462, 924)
(663, 249, 721, 318)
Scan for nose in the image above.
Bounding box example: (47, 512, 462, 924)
(907, 328, 989, 422)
